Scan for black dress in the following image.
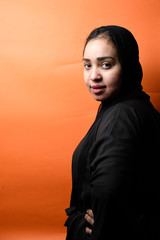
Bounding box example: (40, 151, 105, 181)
(65, 91, 160, 240)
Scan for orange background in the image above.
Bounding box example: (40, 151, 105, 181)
(0, 0, 160, 239)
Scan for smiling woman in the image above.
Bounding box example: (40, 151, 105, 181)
(83, 38, 122, 101)
(64, 26, 160, 240)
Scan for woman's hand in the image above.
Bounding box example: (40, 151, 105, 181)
(85, 209, 94, 235)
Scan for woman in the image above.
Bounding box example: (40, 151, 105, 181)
(64, 25, 160, 239)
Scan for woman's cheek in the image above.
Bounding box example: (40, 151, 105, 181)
(84, 73, 90, 90)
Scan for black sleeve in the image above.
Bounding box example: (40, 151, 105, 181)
(89, 106, 143, 239)
(64, 206, 89, 240)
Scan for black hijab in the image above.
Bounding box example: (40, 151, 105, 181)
(84, 25, 143, 95)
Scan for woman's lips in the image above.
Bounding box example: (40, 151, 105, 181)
(91, 85, 106, 94)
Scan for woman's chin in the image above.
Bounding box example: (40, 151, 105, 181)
(91, 93, 109, 102)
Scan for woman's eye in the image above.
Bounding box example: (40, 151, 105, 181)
(84, 63, 91, 70)
(101, 62, 111, 69)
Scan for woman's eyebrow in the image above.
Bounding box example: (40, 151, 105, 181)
(83, 56, 115, 61)
(83, 58, 90, 61)
(97, 56, 115, 61)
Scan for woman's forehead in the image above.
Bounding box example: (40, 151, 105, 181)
(83, 38, 118, 60)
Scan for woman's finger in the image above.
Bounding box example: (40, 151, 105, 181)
(86, 209, 94, 218)
(86, 227, 92, 235)
(85, 213, 94, 225)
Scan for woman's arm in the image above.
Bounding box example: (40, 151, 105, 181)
(89, 106, 143, 239)
(65, 206, 87, 240)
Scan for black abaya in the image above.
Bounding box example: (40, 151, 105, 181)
(65, 91, 160, 240)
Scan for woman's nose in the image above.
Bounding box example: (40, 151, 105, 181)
(90, 68, 102, 81)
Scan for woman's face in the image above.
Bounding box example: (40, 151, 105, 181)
(83, 37, 122, 102)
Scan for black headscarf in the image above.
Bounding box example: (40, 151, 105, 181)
(84, 25, 143, 95)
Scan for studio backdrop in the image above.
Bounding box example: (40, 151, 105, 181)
(0, 0, 159, 239)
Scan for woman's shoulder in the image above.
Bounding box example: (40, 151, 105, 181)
(104, 96, 159, 120)
(97, 97, 159, 136)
